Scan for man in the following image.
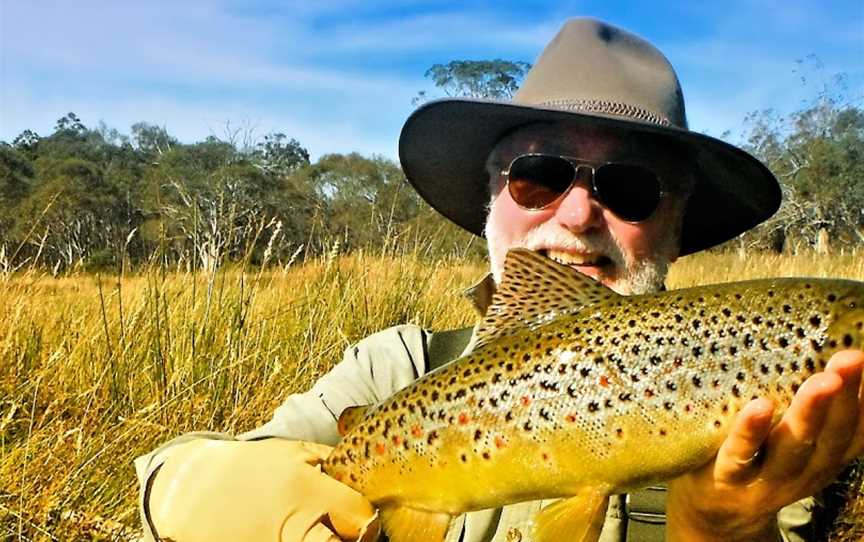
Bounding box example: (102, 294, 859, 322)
(136, 18, 864, 542)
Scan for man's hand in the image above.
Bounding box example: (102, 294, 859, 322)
(667, 349, 864, 542)
(148, 439, 379, 542)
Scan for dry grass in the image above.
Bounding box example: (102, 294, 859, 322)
(1, 248, 862, 540)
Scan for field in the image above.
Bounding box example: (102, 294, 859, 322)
(1, 249, 863, 540)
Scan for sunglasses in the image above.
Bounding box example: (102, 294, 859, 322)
(501, 153, 666, 222)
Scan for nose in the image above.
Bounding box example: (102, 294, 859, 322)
(554, 174, 603, 233)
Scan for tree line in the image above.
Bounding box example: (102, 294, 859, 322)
(0, 59, 860, 272)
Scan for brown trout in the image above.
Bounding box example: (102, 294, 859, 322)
(323, 249, 864, 542)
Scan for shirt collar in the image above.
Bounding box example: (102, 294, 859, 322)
(463, 273, 496, 317)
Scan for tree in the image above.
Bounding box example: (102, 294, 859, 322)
(413, 59, 532, 104)
(252, 133, 310, 176)
(131, 122, 177, 160)
(736, 62, 864, 252)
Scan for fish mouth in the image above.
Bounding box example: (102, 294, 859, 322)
(538, 249, 613, 274)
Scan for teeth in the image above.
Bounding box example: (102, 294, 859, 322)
(547, 250, 601, 265)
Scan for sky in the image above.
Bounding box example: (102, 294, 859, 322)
(1, 0, 862, 162)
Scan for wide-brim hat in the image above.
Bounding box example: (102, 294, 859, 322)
(398, 18, 781, 256)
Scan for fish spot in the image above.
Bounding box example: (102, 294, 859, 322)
(458, 413, 470, 425)
(587, 401, 600, 413)
(375, 442, 386, 455)
(692, 376, 702, 388)
(828, 294, 837, 302)
(483, 451, 491, 460)
(779, 337, 789, 348)
(810, 315, 822, 327)
(843, 334, 854, 348)
(599, 375, 610, 388)
(520, 396, 531, 406)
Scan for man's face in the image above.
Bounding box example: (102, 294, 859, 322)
(485, 123, 690, 295)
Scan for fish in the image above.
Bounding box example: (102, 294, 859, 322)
(323, 248, 864, 542)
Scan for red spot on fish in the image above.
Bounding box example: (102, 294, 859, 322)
(411, 425, 423, 437)
(565, 414, 577, 423)
(684, 403, 693, 413)
(392, 435, 402, 445)
(542, 452, 549, 461)
(333, 473, 343, 481)
(375, 442, 386, 455)
(520, 396, 531, 406)
(599, 375, 610, 388)
(495, 436, 506, 449)
(458, 413, 470, 425)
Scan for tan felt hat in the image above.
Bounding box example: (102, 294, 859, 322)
(398, 17, 780, 255)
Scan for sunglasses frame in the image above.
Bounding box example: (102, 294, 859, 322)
(500, 153, 668, 223)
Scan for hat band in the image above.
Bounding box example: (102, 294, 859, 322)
(535, 98, 672, 127)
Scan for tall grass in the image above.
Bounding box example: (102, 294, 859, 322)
(0, 248, 862, 540)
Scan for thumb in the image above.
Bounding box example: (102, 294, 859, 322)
(314, 473, 378, 540)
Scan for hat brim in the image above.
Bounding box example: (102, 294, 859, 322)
(398, 98, 781, 256)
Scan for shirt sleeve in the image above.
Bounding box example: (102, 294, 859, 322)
(133, 324, 430, 541)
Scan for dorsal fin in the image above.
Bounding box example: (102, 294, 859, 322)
(474, 249, 620, 349)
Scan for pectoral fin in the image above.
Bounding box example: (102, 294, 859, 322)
(533, 489, 609, 542)
(380, 505, 452, 542)
(337, 405, 372, 436)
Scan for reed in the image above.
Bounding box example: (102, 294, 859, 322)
(1, 248, 861, 540)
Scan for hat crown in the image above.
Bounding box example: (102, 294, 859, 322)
(515, 18, 688, 129)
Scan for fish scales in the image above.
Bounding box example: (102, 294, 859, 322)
(323, 250, 864, 542)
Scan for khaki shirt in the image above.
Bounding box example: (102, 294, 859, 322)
(135, 323, 821, 541)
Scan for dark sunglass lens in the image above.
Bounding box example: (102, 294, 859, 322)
(507, 155, 575, 209)
(594, 164, 661, 221)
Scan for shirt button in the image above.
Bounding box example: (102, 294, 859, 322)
(506, 527, 522, 541)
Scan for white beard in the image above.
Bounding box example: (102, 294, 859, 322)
(485, 219, 675, 296)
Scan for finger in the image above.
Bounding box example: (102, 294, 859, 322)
(297, 441, 337, 465)
(713, 398, 774, 483)
(816, 351, 863, 465)
(313, 473, 377, 539)
(762, 371, 839, 479)
(834, 350, 864, 461)
(299, 521, 342, 542)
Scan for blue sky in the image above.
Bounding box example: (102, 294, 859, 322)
(1, 1, 862, 161)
